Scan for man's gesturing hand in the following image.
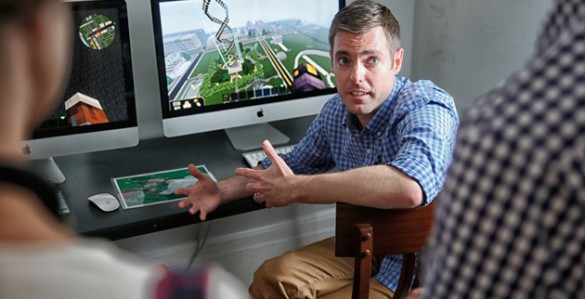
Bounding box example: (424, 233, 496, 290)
(175, 164, 221, 221)
(235, 140, 299, 208)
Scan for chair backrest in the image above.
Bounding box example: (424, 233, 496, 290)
(335, 201, 436, 299)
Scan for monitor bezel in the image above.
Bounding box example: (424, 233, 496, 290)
(150, 0, 346, 133)
(25, 0, 139, 162)
(31, 0, 137, 140)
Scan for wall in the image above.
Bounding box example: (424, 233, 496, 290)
(116, 203, 336, 287)
(411, 0, 552, 113)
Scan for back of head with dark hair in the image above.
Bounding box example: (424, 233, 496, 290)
(0, 0, 52, 26)
(329, 0, 401, 52)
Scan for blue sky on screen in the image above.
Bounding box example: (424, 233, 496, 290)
(160, 0, 338, 35)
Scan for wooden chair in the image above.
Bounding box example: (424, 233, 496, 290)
(335, 201, 436, 299)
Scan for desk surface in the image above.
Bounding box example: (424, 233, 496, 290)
(56, 116, 313, 240)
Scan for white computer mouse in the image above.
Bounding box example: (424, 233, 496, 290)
(88, 193, 120, 212)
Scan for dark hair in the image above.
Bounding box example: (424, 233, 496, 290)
(0, 166, 62, 221)
(329, 0, 401, 52)
(0, 0, 52, 26)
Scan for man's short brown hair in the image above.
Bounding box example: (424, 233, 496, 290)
(329, 0, 401, 52)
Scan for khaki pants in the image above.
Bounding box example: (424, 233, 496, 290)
(249, 237, 394, 299)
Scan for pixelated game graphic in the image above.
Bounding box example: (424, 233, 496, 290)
(65, 92, 110, 126)
(159, 0, 337, 112)
(79, 14, 117, 50)
(112, 165, 217, 209)
(35, 7, 129, 135)
(202, 0, 242, 72)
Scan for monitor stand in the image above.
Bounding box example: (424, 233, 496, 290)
(28, 157, 66, 185)
(224, 123, 290, 151)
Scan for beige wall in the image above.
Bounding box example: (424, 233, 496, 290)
(412, 0, 552, 112)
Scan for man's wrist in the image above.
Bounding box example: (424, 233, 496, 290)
(292, 175, 315, 204)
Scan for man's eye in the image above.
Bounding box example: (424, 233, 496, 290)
(369, 57, 379, 65)
(337, 57, 349, 65)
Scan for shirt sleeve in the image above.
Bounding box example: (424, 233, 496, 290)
(261, 110, 337, 174)
(390, 99, 459, 205)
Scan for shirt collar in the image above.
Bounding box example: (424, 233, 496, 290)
(343, 76, 405, 134)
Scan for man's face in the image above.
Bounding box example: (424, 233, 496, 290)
(331, 26, 403, 127)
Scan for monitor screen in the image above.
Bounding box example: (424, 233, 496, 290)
(151, 0, 345, 150)
(24, 0, 138, 184)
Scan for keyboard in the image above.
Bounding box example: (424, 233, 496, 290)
(242, 144, 296, 167)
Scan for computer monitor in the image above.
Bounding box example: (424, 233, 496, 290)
(24, 0, 138, 184)
(151, 0, 345, 150)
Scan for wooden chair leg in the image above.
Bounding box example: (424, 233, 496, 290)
(393, 253, 416, 299)
(353, 223, 373, 299)
(336, 202, 435, 299)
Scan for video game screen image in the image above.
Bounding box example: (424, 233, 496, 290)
(154, 0, 342, 116)
(33, 2, 136, 139)
(112, 165, 216, 209)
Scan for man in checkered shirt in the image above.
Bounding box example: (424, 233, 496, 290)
(410, 0, 585, 298)
(176, 1, 459, 297)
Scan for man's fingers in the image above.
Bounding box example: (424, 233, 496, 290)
(262, 140, 280, 163)
(262, 140, 291, 171)
(174, 187, 190, 195)
(188, 205, 199, 215)
(181, 201, 203, 218)
(198, 210, 207, 221)
(178, 198, 190, 208)
(179, 198, 199, 213)
(187, 164, 206, 180)
(245, 182, 262, 193)
(178, 195, 208, 221)
(235, 167, 262, 180)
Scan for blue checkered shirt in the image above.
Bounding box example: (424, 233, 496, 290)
(262, 76, 459, 291)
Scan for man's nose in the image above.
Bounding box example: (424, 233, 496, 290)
(349, 63, 365, 83)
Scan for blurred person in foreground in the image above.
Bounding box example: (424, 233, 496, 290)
(407, 0, 585, 298)
(0, 1, 246, 298)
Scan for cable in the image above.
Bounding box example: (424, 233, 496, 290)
(184, 221, 212, 272)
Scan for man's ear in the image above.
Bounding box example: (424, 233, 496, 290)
(392, 48, 404, 75)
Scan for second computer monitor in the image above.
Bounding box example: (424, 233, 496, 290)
(151, 0, 345, 150)
(25, 0, 139, 183)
